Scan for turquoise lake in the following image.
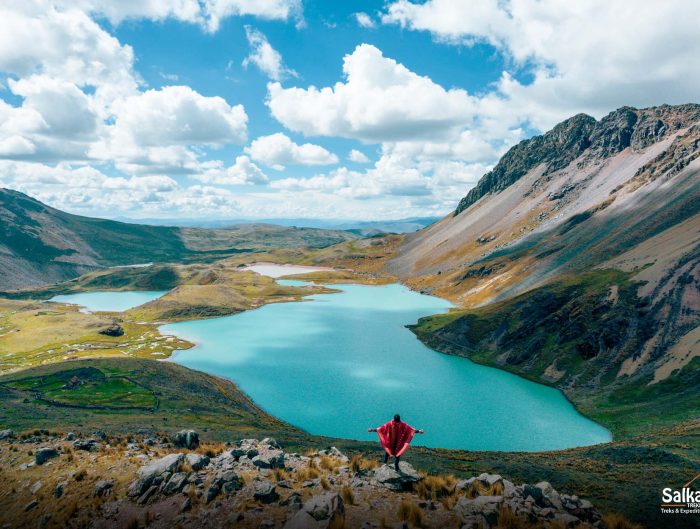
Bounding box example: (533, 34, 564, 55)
(159, 281, 611, 452)
(49, 291, 166, 312)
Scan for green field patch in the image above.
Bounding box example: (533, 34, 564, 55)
(4, 366, 156, 409)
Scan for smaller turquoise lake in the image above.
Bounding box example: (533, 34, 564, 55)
(161, 282, 611, 452)
(49, 291, 166, 312)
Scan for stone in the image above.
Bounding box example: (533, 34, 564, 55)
(454, 496, 503, 526)
(54, 482, 66, 498)
(137, 486, 158, 505)
(523, 484, 544, 504)
(31, 481, 42, 494)
(139, 453, 184, 482)
(253, 480, 279, 503)
(161, 472, 188, 495)
(64, 432, 75, 441)
(35, 447, 58, 465)
(535, 481, 563, 510)
(373, 462, 422, 491)
(0, 429, 15, 440)
(205, 485, 220, 503)
(172, 430, 199, 450)
(180, 497, 192, 513)
(261, 437, 281, 449)
(214, 469, 242, 490)
(185, 453, 209, 471)
(281, 491, 303, 512)
(129, 453, 184, 497)
(252, 450, 285, 469)
(72, 439, 100, 452)
(24, 500, 38, 512)
(303, 492, 344, 522)
(94, 480, 114, 497)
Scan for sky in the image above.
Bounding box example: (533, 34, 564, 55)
(0, 1, 699, 221)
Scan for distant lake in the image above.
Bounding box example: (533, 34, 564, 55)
(49, 291, 166, 312)
(163, 280, 611, 451)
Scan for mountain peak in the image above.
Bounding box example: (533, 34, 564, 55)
(455, 103, 700, 215)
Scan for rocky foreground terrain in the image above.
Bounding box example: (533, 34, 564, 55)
(0, 429, 616, 529)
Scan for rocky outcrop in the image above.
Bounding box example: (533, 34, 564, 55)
(454, 103, 700, 215)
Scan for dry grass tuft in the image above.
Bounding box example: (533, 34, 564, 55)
(350, 454, 379, 474)
(415, 474, 457, 501)
(320, 476, 331, 490)
(340, 485, 355, 506)
(465, 480, 503, 498)
(397, 499, 423, 527)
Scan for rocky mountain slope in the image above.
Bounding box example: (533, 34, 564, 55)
(0, 188, 356, 291)
(390, 103, 700, 439)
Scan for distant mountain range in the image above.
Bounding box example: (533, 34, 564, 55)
(114, 216, 441, 235)
(0, 188, 356, 290)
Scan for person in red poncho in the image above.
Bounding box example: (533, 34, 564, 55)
(368, 414, 424, 471)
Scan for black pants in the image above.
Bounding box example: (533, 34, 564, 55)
(384, 452, 400, 470)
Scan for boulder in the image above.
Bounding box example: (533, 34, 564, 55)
(172, 429, 199, 450)
(205, 484, 220, 504)
(261, 437, 281, 449)
(454, 496, 503, 526)
(185, 453, 209, 470)
(94, 480, 114, 497)
(161, 472, 188, 495)
(535, 481, 563, 510)
(0, 429, 15, 440)
(35, 447, 59, 465)
(214, 470, 243, 493)
(129, 453, 184, 497)
(73, 438, 100, 452)
(252, 450, 285, 469)
(281, 491, 303, 512)
(253, 480, 279, 503)
(137, 486, 158, 505)
(139, 453, 184, 482)
(24, 500, 38, 512)
(303, 492, 344, 522)
(372, 462, 422, 491)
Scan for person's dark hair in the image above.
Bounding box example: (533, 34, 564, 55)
(394, 414, 400, 422)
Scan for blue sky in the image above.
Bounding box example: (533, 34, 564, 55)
(0, 1, 698, 220)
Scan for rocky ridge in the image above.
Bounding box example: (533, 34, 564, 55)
(0, 430, 607, 529)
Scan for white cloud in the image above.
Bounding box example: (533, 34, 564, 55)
(383, 0, 700, 129)
(201, 0, 304, 32)
(242, 26, 296, 81)
(193, 155, 269, 185)
(348, 149, 369, 163)
(63, 0, 303, 33)
(266, 44, 476, 142)
(354, 12, 376, 29)
(90, 86, 248, 174)
(0, 2, 139, 105)
(109, 86, 247, 147)
(246, 133, 338, 169)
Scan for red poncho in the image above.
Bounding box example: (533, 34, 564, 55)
(376, 420, 416, 457)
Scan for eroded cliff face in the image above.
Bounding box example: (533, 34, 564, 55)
(393, 104, 700, 414)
